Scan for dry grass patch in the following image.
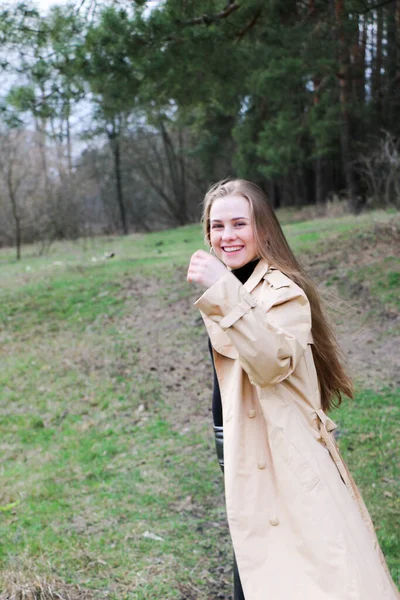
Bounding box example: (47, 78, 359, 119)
(0, 569, 99, 600)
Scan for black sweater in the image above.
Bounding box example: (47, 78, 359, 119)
(208, 260, 259, 427)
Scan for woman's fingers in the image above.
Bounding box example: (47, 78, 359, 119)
(187, 250, 226, 288)
(187, 250, 206, 281)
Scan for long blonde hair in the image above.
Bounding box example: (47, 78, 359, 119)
(202, 178, 353, 412)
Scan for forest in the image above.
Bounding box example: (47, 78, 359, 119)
(0, 0, 399, 254)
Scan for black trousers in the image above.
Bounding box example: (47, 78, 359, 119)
(214, 425, 245, 600)
(233, 551, 245, 600)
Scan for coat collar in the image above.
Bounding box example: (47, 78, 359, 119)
(242, 258, 270, 293)
(204, 259, 270, 360)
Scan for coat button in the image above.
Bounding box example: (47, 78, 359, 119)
(248, 409, 256, 418)
(269, 517, 279, 526)
(258, 461, 266, 470)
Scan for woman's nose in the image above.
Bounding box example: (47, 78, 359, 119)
(222, 226, 235, 240)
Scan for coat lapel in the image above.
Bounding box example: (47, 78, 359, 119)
(243, 259, 270, 293)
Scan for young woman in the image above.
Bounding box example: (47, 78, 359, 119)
(187, 179, 399, 600)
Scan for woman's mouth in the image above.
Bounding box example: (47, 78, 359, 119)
(222, 246, 244, 254)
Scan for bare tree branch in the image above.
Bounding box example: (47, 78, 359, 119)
(236, 9, 262, 41)
(177, 1, 240, 27)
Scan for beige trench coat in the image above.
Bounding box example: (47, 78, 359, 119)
(195, 259, 399, 600)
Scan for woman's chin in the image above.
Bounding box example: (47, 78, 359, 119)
(223, 255, 249, 269)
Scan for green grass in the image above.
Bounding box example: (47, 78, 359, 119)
(282, 210, 394, 251)
(344, 256, 400, 313)
(0, 340, 227, 597)
(0, 275, 124, 335)
(331, 388, 400, 579)
(0, 210, 399, 597)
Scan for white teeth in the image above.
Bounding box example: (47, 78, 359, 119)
(224, 246, 242, 252)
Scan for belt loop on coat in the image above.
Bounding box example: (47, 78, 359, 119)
(315, 409, 354, 493)
(315, 409, 337, 433)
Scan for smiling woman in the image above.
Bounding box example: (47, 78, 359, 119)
(187, 179, 399, 600)
(209, 195, 257, 269)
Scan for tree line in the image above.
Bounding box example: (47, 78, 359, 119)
(0, 0, 399, 257)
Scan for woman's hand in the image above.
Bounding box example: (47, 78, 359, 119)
(187, 250, 227, 289)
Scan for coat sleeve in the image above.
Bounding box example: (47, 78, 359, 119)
(194, 270, 311, 388)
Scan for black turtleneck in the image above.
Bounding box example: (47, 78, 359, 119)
(209, 259, 259, 427)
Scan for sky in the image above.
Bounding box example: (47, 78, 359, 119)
(34, 0, 162, 14)
(35, 0, 68, 13)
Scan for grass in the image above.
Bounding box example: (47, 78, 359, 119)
(0, 209, 399, 598)
(344, 257, 400, 313)
(331, 388, 399, 578)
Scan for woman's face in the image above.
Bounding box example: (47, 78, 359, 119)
(209, 194, 257, 269)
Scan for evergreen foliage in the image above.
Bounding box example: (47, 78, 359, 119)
(0, 0, 399, 243)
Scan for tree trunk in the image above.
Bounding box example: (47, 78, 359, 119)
(268, 181, 281, 209)
(335, 0, 361, 213)
(385, 0, 400, 132)
(159, 121, 188, 225)
(7, 156, 22, 260)
(178, 127, 188, 222)
(372, 8, 383, 114)
(356, 15, 367, 106)
(315, 157, 323, 204)
(66, 100, 73, 176)
(312, 67, 324, 205)
(110, 129, 128, 235)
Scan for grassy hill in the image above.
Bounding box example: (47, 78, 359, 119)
(0, 211, 399, 599)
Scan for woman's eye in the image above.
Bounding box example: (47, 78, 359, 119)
(212, 224, 223, 229)
(235, 222, 246, 227)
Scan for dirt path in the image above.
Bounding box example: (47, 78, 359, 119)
(124, 221, 400, 431)
(128, 278, 399, 427)
(122, 275, 213, 430)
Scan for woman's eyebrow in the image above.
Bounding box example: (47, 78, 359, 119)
(211, 217, 249, 223)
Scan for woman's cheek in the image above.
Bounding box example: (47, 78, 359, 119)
(210, 233, 219, 250)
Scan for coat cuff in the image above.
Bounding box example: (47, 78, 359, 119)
(194, 271, 258, 329)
